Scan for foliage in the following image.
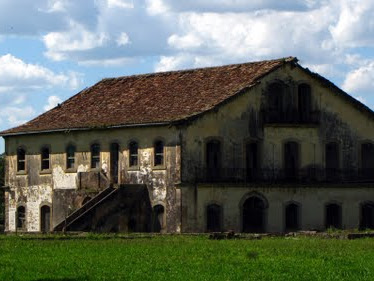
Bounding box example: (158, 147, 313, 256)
(0, 235, 374, 280)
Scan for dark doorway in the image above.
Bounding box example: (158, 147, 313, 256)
(206, 140, 221, 181)
(152, 204, 164, 233)
(361, 143, 374, 180)
(285, 203, 299, 232)
(360, 202, 374, 229)
(298, 84, 311, 122)
(246, 142, 258, 181)
(110, 143, 119, 184)
(206, 204, 222, 232)
(242, 196, 266, 233)
(325, 203, 342, 229)
(326, 142, 339, 180)
(40, 205, 51, 233)
(284, 141, 299, 180)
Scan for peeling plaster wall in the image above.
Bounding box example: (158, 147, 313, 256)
(4, 125, 181, 232)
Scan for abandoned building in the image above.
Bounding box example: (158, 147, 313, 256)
(2, 56, 374, 233)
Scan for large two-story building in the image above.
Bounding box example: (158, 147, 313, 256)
(1, 57, 374, 233)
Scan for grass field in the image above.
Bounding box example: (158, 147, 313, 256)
(1, 234, 374, 281)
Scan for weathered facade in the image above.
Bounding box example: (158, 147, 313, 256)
(2, 57, 374, 233)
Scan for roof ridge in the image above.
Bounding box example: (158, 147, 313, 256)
(99, 56, 296, 82)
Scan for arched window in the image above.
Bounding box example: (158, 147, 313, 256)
(242, 195, 267, 233)
(17, 206, 26, 229)
(325, 203, 342, 229)
(298, 83, 312, 122)
(206, 204, 222, 232)
(206, 140, 221, 181)
(361, 142, 374, 179)
(360, 202, 374, 230)
(284, 141, 299, 180)
(154, 140, 164, 166)
(40, 205, 51, 233)
(91, 143, 100, 169)
(129, 141, 138, 167)
(66, 144, 76, 169)
(41, 146, 50, 170)
(17, 147, 26, 172)
(285, 203, 300, 231)
(152, 204, 165, 232)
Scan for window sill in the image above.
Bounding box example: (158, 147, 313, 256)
(152, 165, 167, 171)
(128, 166, 140, 171)
(16, 171, 27, 176)
(40, 169, 51, 175)
(65, 168, 77, 174)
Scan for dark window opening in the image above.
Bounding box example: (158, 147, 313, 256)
(91, 143, 100, 169)
(285, 203, 299, 231)
(154, 140, 164, 166)
(325, 203, 342, 229)
(129, 141, 138, 167)
(284, 141, 299, 180)
(66, 145, 75, 169)
(268, 83, 284, 121)
(17, 206, 25, 229)
(152, 204, 164, 233)
(40, 205, 51, 233)
(360, 203, 374, 230)
(246, 142, 258, 181)
(17, 148, 26, 172)
(206, 204, 222, 232)
(326, 142, 339, 180)
(41, 147, 50, 170)
(110, 143, 119, 184)
(242, 196, 266, 233)
(361, 143, 374, 179)
(206, 140, 221, 180)
(298, 83, 312, 122)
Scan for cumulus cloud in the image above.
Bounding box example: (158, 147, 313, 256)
(44, 95, 63, 111)
(116, 32, 131, 46)
(0, 54, 72, 93)
(342, 61, 374, 95)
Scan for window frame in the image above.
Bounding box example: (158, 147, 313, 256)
(129, 141, 139, 168)
(17, 147, 26, 173)
(40, 146, 50, 171)
(153, 140, 165, 168)
(66, 144, 76, 171)
(90, 143, 101, 169)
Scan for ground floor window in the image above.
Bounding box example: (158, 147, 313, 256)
(206, 204, 222, 232)
(285, 203, 300, 232)
(325, 203, 342, 229)
(40, 205, 51, 233)
(360, 202, 374, 230)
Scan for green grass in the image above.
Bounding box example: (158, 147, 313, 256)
(1, 234, 374, 280)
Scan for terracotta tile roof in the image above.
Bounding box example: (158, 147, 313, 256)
(1, 57, 296, 136)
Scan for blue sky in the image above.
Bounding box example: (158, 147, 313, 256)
(1, 0, 374, 152)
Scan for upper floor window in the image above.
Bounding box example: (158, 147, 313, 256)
(268, 82, 284, 114)
(41, 147, 50, 170)
(17, 147, 26, 172)
(298, 83, 312, 122)
(66, 144, 76, 169)
(129, 141, 138, 167)
(91, 143, 100, 169)
(154, 140, 164, 166)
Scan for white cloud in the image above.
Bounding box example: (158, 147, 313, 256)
(0, 106, 36, 126)
(44, 95, 63, 111)
(116, 32, 131, 46)
(342, 61, 374, 95)
(43, 21, 109, 61)
(0, 54, 69, 92)
(106, 0, 134, 9)
(145, 0, 169, 15)
(155, 55, 191, 72)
